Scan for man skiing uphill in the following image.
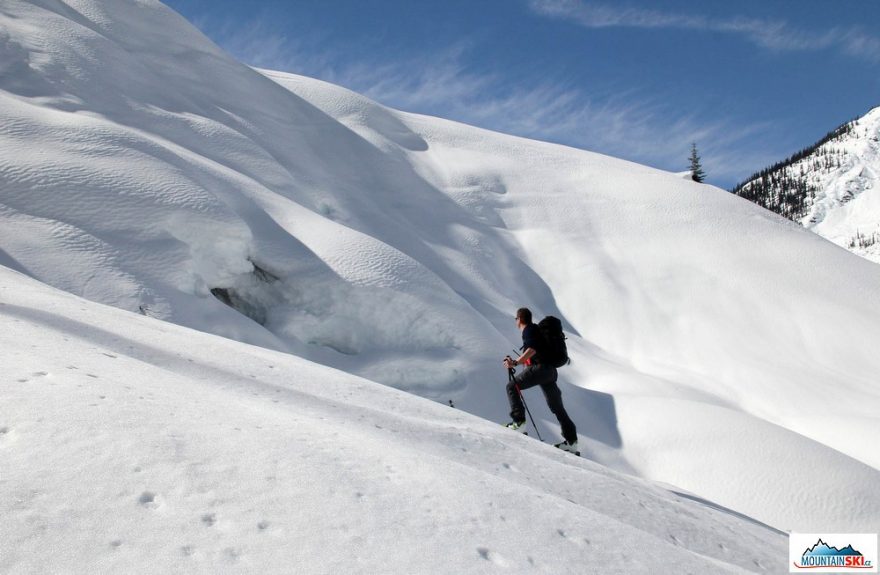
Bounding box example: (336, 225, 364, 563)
(503, 308, 579, 454)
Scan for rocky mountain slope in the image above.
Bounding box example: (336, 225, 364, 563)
(733, 107, 880, 263)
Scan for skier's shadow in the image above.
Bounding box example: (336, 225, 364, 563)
(570, 385, 621, 448)
(530, 382, 622, 449)
(567, 384, 621, 448)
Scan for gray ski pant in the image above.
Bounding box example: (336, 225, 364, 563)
(506, 364, 577, 444)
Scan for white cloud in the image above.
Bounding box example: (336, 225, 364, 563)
(529, 0, 707, 29)
(840, 28, 880, 61)
(528, 0, 880, 61)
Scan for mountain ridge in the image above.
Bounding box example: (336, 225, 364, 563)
(733, 106, 880, 263)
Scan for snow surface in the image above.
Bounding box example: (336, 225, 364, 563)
(1, 1, 879, 569)
(0, 264, 792, 573)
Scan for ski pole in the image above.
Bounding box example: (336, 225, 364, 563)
(508, 366, 543, 442)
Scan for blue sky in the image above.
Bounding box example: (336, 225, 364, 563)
(163, 0, 880, 189)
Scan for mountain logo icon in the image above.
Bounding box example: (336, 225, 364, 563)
(803, 539, 863, 558)
(790, 534, 877, 572)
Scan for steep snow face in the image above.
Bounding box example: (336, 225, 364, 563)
(803, 107, 880, 262)
(1, 0, 880, 536)
(0, 0, 507, 397)
(1, 265, 791, 574)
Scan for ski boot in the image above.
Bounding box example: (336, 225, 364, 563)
(554, 440, 580, 456)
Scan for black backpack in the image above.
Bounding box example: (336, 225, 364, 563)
(538, 316, 569, 368)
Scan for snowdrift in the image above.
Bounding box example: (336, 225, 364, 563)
(1, 0, 879, 539)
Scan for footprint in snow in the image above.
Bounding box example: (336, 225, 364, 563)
(557, 529, 590, 547)
(138, 491, 161, 509)
(477, 547, 508, 567)
(224, 547, 242, 563)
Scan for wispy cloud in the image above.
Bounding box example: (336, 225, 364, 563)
(187, 12, 787, 187)
(528, 0, 880, 62)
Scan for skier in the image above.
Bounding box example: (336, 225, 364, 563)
(504, 307, 579, 454)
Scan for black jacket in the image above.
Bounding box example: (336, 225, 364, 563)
(521, 323, 545, 364)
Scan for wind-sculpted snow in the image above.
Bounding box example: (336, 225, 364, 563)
(1, 0, 879, 547)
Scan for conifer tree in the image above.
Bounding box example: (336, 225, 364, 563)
(689, 142, 706, 183)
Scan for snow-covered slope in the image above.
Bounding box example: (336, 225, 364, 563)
(1, 265, 791, 574)
(734, 106, 880, 263)
(1, 0, 879, 544)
